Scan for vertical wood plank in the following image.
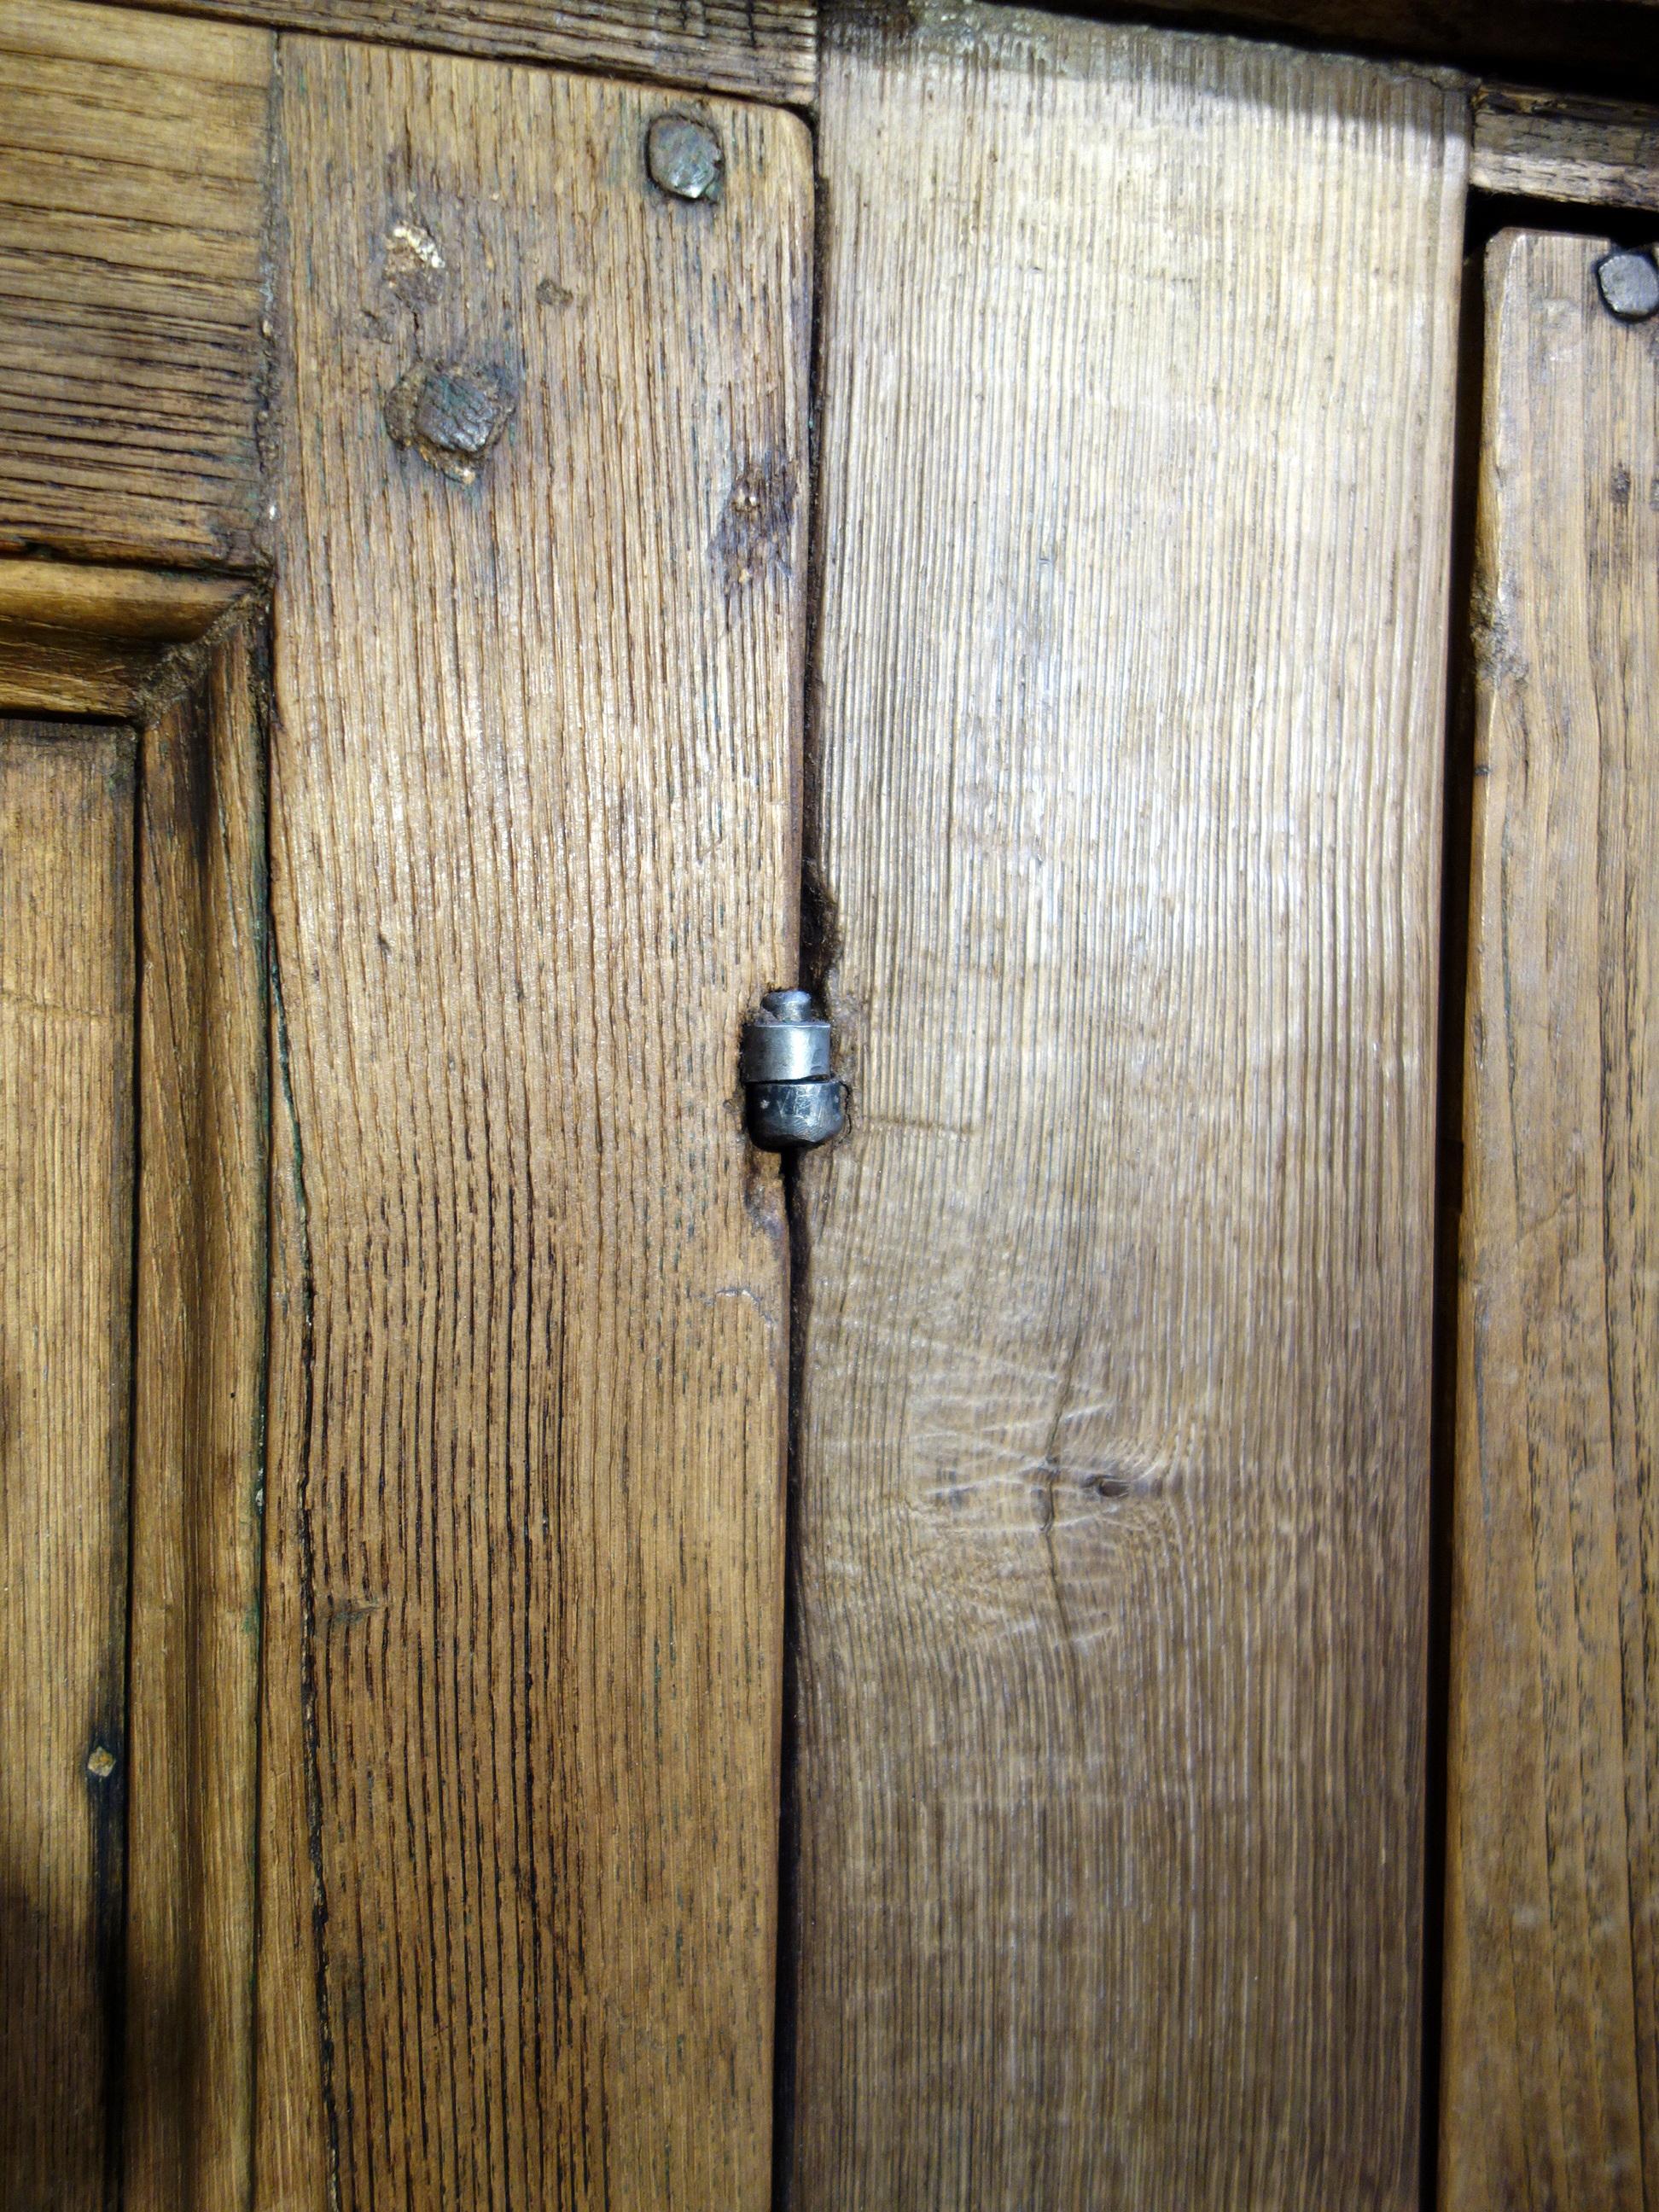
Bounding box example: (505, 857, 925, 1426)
(125, 623, 268, 2212)
(1441, 230, 1659, 2211)
(789, 9, 1466, 2205)
(259, 40, 810, 2210)
(0, 727, 135, 2211)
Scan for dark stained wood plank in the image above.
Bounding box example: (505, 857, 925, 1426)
(1471, 85, 1659, 211)
(0, 0, 271, 570)
(88, 0, 815, 106)
(0, 726, 136, 2212)
(123, 620, 269, 2212)
(1441, 228, 1659, 2212)
(786, 6, 1466, 2205)
(258, 38, 810, 2211)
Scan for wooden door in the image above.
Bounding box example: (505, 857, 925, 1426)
(4, 3, 1650, 2209)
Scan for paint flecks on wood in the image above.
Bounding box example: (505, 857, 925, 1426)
(713, 452, 795, 594)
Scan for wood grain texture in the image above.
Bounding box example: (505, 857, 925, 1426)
(1472, 86, 1659, 212)
(258, 39, 809, 2211)
(0, 0, 271, 569)
(124, 621, 268, 2212)
(1441, 229, 1659, 2212)
(788, 9, 1465, 2206)
(88, 0, 815, 106)
(0, 727, 135, 2211)
(0, 562, 249, 716)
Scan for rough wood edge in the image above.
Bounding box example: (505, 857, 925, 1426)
(1472, 80, 1659, 208)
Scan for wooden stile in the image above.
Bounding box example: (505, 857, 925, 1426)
(787, 7, 1466, 2205)
(1441, 227, 1659, 2212)
(256, 37, 810, 2211)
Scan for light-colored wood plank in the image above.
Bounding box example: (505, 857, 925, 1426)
(1441, 228, 1659, 2212)
(0, 562, 249, 715)
(89, 0, 815, 106)
(1472, 84, 1659, 211)
(258, 40, 809, 2210)
(0, 0, 271, 569)
(0, 726, 135, 2210)
(787, 9, 1465, 2206)
(124, 620, 268, 2212)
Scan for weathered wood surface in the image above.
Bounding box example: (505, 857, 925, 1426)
(259, 38, 810, 2211)
(1471, 85, 1659, 211)
(89, 0, 815, 104)
(0, 727, 135, 2211)
(787, 8, 1466, 2206)
(0, 562, 247, 716)
(124, 622, 268, 2212)
(0, 0, 271, 569)
(1441, 228, 1659, 2212)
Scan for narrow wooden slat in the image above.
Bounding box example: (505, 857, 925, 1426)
(124, 621, 268, 2211)
(86, 0, 816, 106)
(1472, 85, 1659, 210)
(788, 9, 1466, 2206)
(258, 40, 809, 2211)
(0, 0, 271, 569)
(0, 726, 135, 2209)
(1441, 229, 1659, 2212)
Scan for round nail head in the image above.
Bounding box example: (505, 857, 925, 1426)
(1597, 248, 1659, 323)
(647, 114, 724, 204)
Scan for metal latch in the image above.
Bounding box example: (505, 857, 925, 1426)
(741, 990, 846, 1151)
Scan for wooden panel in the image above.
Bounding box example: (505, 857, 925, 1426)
(0, 0, 271, 569)
(258, 40, 809, 2212)
(124, 622, 268, 2210)
(90, 0, 815, 106)
(787, 9, 1465, 2207)
(1472, 86, 1659, 212)
(0, 728, 135, 2209)
(0, 562, 248, 716)
(1441, 230, 1659, 2211)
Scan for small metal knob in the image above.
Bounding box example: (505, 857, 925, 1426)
(742, 991, 845, 1151)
